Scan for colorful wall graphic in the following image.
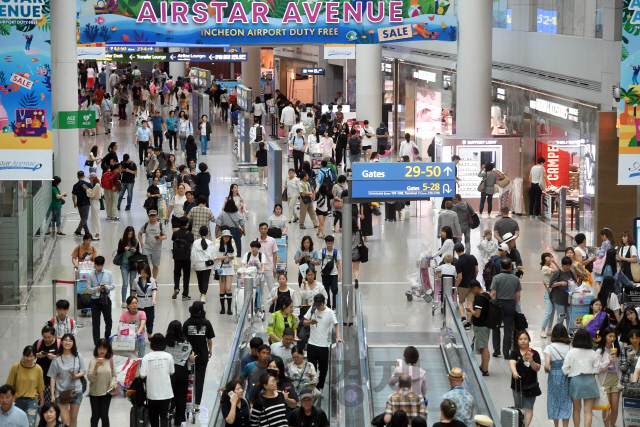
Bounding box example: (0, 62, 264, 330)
(78, 0, 458, 46)
(0, 1, 52, 180)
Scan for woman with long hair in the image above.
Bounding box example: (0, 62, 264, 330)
(85, 173, 102, 241)
(540, 253, 559, 338)
(86, 339, 117, 427)
(38, 402, 66, 427)
(597, 275, 622, 323)
(332, 175, 348, 232)
(543, 324, 572, 427)
(299, 267, 328, 316)
(47, 176, 67, 236)
(164, 153, 178, 182)
(7, 346, 44, 427)
(434, 226, 455, 261)
(216, 198, 245, 256)
(594, 228, 615, 289)
(116, 226, 139, 307)
(351, 216, 362, 288)
(191, 225, 216, 305)
(294, 236, 319, 287)
(34, 325, 60, 404)
(165, 320, 196, 427)
(315, 184, 332, 239)
(618, 231, 638, 283)
(88, 145, 101, 174)
(335, 123, 349, 168)
(509, 330, 541, 427)
(152, 168, 166, 186)
(562, 329, 600, 427)
(388, 346, 427, 398)
(48, 334, 86, 427)
(225, 183, 248, 220)
(183, 301, 215, 413)
(432, 400, 464, 427)
(249, 356, 298, 411)
(616, 307, 640, 347)
(596, 327, 622, 427)
(220, 380, 250, 427)
(213, 227, 237, 314)
(477, 162, 504, 217)
(249, 374, 288, 427)
(145, 176, 161, 213)
(185, 135, 198, 165)
(178, 112, 193, 153)
(621, 329, 640, 387)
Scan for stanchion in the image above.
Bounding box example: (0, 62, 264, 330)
(51, 276, 84, 327)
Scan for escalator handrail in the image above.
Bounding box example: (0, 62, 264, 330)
(356, 291, 374, 427)
(208, 289, 254, 427)
(333, 293, 344, 426)
(443, 291, 503, 427)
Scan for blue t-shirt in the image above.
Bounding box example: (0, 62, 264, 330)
(135, 127, 152, 141)
(291, 135, 305, 150)
(166, 117, 178, 131)
(151, 116, 164, 131)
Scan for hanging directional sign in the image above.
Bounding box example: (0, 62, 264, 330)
(108, 46, 155, 53)
(168, 52, 248, 62)
(107, 52, 168, 62)
(351, 163, 456, 199)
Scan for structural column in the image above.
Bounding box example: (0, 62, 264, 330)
(456, 0, 493, 137)
(241, 46, 262, 94)
(355, 44, 382, 124)
(168, 47, 186, 80)
(51, 0, 79, 215)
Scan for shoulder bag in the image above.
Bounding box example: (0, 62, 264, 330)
(498, 173, 511, 188)
(108, 358, 122, 396)
(112, 247, 124, 266)
(357, 232, 369, 263)
(226, 212, 245, 236)
(477, 176, 486, 193)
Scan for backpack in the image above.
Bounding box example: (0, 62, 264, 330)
(101, 170, 113, 190)
(128, 377, 147, 407)
(255, 125, 264, 142)
(244, 252, 263, 266)
(142, 220, 164, 235)
(49, 317, 74, 333)
(172, 234, 190, 261)
(318, 167, 333, 189)
(37, 337, 61, 352)
(133, 69, 141, 82)
(482, 258, 497, 286)
(321, 248, 337, 276)
(479, 294, 503, 330)
(586, 311, 610, 344)
(348, 137, 361, 154)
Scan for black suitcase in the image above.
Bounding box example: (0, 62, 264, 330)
(130, 406, 149, 427)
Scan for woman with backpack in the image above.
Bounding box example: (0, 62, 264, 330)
(7, 346, 44, 427)
(596, 327, 623, 427)
(315, 184, 332, 239)
(34, 325, 60, 404)
(48, 334, 86, 427)
(543, 324, 572, 427)
(562, 329, 599, 427)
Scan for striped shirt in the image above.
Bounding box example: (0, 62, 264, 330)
(249, 392, 288, 427)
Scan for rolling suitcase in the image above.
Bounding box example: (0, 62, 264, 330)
(502, 377, 525, 427)
(130, 405, 149, 427)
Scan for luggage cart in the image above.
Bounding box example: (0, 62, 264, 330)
(569, 290, 594, 338)
(110, 333, 143, 358)
(234, 273, 265, 323)
(185, 361, 197, 424)
(76, 262, 94, 317)
(405, 257, 433, 303)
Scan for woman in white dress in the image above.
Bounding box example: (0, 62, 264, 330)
(85, 173, 102, 241)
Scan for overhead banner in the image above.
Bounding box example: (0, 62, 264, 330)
(0, 2, 52, 180)
(168, 52, 248, 62)
(77, 46, 107, 59)
(620, 1, 640, 184)
(79, 0, 458, 46)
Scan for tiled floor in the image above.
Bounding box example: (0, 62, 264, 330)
(3, 99, 609, 427)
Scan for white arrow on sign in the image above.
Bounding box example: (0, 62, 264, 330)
(444, 166, 453, 176)
(209, 54, 215, 60)
(443, 184, 451, 193)
(170, 54, 176, 60)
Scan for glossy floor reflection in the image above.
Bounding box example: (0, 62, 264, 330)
(3, 100, 604, 427)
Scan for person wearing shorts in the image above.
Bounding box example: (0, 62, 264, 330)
(138, 210, 166, 280)
(468, 280, 491, 376)
(454, 242, 478, 330)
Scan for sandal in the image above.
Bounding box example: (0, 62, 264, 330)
(480, 369, 489, 376)
(300, 225, 306, 229)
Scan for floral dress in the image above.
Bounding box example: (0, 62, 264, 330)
(286, 361, 319, 395)
(544, 343, 572, 420)
(477, 238, 498, 267)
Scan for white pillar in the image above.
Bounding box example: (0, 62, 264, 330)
(241, 46, 262, 95)
(456, 0, 493, 137)
(51, 0, 79, 215)
(168, 47, 185, 80)
(355, 44, 382, 124)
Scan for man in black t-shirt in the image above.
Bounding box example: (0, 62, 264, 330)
(183, 301, 215, 410)
(467, 280, 491, 375)
(454, 242, 478, 330)
(132, 81, 142, 115)
(288, 388, 330, 427)
(172, 217, 194, 301)
(118, 154, 137, 210)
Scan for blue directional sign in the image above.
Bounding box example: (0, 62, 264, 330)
(302, 68, 324, 75)
(109, 46, 155, 53)
(351, 162, 456, 199)
(168, 52, 248, 62)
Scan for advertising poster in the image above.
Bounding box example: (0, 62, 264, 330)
(619, 1, 640, 184)
(536, 141, 570, 188)
(78, 0, 458, 46)
(415, 86, 441, 141)
(0, 1, 52, 180)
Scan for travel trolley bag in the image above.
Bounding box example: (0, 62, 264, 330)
(130, 405, 149, 427)
(501, 377, 525, 427)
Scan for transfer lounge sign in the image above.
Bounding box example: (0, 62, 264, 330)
(79, 0, 458, 46)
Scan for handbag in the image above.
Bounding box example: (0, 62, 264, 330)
(632, 263, 640, 282)
(521, 382, 542, 398)
(624, 382, 640, 398)
(334, 199, 343, 209)
(128, 253, 148, 271)
(108, 358, 122, 397)
(113, 251, 124, 267)
(282, 188, 287, 200)
(412, 146, 419, 156)
(593, 256, 605, 275)
(477, 180, 486, 193)
(594, 384, 611, 410)
(85, 159, 94, 167)
(498, 173, 511, 188)
(301, 195, 312, 205)
(357, 233, 369, 263)
(164, 131, 170, 140)
(99, 195, 105, 211)
(371, 413, 387, 427)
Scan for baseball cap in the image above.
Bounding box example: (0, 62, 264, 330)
(147, 210, 158, 216)
(313, 294, 325, 307)
(299, 388, 315, 400)
(454, 242, 465, 252)
(498, 243, 509, 252)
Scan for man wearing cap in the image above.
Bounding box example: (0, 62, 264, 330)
(494, 206, 519, 244)
(442, 368, 475, 427)
(303, 294, 344, 396)
(138, 210, 167, 280)
(490, 244, 509, 275)
(503, 233, 523, 278)
(288, 388, 330, 427)
(383, 373, 427, 424)
(490, 258, 521, 358)
(475, 415, 493, 427)
(454, 242, 478, 330)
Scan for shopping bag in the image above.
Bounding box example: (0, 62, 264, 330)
(100, 195, 105, 211)
(593, 385, 611, 410)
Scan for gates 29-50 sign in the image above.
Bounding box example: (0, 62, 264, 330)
(79, 0, 457, 46)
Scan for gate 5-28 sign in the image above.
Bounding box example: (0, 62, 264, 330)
(352, 163, 456, 199)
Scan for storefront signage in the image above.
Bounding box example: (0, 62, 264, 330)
(324, 45, 355, 59)
(461, 140, 497, 145)
(79, 1, 458, 46)
(169, 52, 247, 62)
(351, 163, 456, 199)
(237, 85, 252, 112)
(413, 70, 436, 83)
(302, 68, 324, 75)
(0, 5, 52, 180)
(53, 112, 96, 130)
(77, 46, 107, 60)
(109, 46, 155, 52)
(619, 1, 640, 184)
(496, 88, 506, 100)
(537, 141, 570, 187)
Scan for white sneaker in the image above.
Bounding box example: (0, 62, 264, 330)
(200, 295, 206, 303)
(540, 331, 547, 338)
